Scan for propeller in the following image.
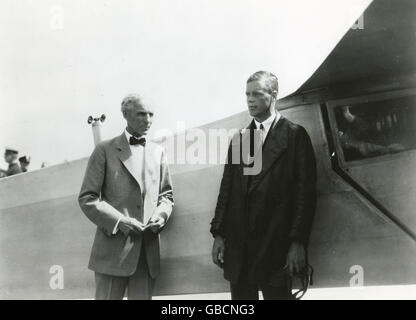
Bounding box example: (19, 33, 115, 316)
(87, 114, 106, 124)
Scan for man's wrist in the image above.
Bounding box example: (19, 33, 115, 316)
(291, 241, 303, 246)
(290, 242, 305, 252)
(158, 212, 168, 222)
(118, 216, 133, 235)
(215, 235, 224, 241)
(158, 217, 166, 225)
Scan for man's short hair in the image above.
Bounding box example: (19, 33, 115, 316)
(19, 156, 30, 164)
(247, 71, 279, 94)
(121, 94, 143, 113)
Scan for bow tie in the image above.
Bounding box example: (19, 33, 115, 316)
(129, 136, 146, 147)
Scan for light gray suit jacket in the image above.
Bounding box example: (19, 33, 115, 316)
(78, 132, 174, 277)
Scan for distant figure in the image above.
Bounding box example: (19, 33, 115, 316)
(78, 94, 174, 300)
(338, 105, 404, 161)
(4, 148, 22, 177)
(41, 162, 49, 168)
(19, 156, 31, 173)
(210, 71, 317, 300)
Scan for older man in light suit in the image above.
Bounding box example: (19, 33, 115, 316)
(79, 94, 174, 300)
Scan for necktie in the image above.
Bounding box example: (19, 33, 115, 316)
(259, 123, 265, 144)
(129, 136, 146, 147)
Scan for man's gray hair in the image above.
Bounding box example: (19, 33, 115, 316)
(121, 94, 143, 113)
(247, 71, 279, 94)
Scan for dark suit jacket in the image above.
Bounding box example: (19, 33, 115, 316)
(78, 133, 174, 278)
(7, 163, 22, 176)
(210, 116, 317, 284)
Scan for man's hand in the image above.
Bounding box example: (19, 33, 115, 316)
(212, 236, 225, 268)
(118, 217, 145, 236)
(286, 242, 306, 276)
(146, 216, 166, 234)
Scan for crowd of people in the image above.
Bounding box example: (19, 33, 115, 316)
(0, 148, 31, 178)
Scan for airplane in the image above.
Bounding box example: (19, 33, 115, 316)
(0, 0, 415, 299)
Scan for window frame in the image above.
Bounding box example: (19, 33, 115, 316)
(326, 88, 416, 168)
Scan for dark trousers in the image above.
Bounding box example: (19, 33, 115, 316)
(230, 247, 291, 300)
(94, 243, 155, 300)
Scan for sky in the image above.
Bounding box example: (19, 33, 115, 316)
(0, 0, 371, 170)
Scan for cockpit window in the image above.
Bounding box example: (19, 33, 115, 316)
(333, 95, 416, 162)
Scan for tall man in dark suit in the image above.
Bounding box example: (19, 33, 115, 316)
(210, 71, 317, 300)
(79, 94, 174, 300)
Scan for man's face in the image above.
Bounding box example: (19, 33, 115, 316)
(123, 103, 154, 136)
(246, 80, 274, 121)
(20, 161, 29, 170)
(4, 153, 15, 164)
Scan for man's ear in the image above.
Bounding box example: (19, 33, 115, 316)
(271, 90, 278, 100)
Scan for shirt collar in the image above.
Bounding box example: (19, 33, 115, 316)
(124, 129, 145, 143)
(254, 110, 281, 131)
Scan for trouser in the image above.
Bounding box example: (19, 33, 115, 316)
(230, 248, 291, 300)
(230, 277, 290, 300)
(94, 244, 155, 300)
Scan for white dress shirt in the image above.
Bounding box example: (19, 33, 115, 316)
(112, 130, 146, 234)
(254, 111, 281, 144)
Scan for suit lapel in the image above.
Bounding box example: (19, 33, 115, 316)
(144, 143, 158, 196)
(116, 133, 143, 191)
(247, 117, 288, 194)
(115, 132, 161, 224)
